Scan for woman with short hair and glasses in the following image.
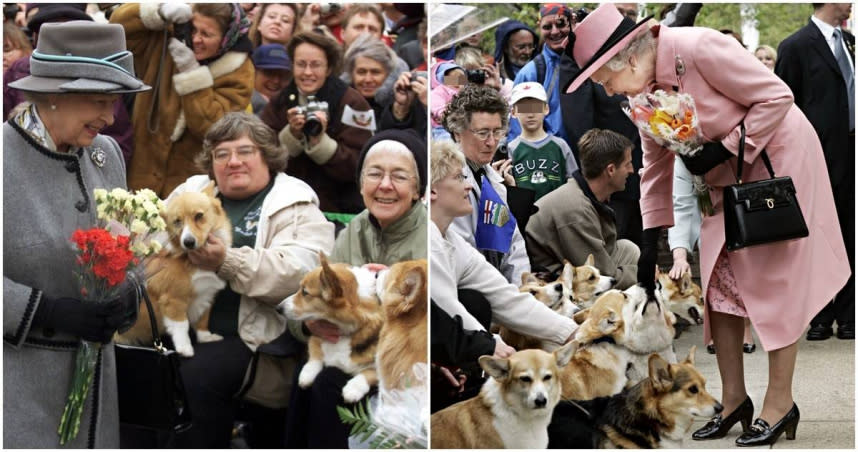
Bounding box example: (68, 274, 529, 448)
(260, 30, 373, 225)
(160, 111, 334, 448)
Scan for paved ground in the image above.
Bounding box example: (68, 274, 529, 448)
(673, 323, 855, 449)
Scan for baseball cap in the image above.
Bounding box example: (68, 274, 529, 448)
(252, 44, 291, 71)
(510, 82, 548, 105)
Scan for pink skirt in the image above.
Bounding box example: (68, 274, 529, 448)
(706, 247, 747, 317)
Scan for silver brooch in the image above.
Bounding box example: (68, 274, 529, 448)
(675, 55, 686, 77)
(90, 147, 106, 167)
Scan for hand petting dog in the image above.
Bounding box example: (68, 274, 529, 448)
(188, 234, 226, 272)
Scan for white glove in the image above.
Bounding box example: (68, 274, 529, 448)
(159, 2, 193, 24)
(168, 38, 199, 73)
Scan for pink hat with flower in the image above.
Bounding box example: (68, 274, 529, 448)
(564, 3, 654, 93)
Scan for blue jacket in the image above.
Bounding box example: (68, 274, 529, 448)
(493, 20, 538, 81)
(509, 44, 567, 144)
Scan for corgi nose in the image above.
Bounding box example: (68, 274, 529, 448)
(183, 237, 197, 249)
(714, 401, 724, 414)
(553, 283, 562, 292)
(609, 277, 617, 286)
(534, 394, 547, 408)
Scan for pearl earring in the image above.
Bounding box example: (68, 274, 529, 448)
(50, 104, 57, 110)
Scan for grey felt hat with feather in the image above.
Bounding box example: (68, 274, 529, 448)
(8, 21, 150, 94)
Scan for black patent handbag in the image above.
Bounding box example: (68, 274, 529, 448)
(723, 123, 809, 251)
(115, 287, 192, 433)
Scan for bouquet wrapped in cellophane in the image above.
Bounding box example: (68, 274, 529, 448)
(58, 188, 166, 445)
(622, 90, 714, 215)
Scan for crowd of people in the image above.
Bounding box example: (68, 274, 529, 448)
(3, 2, 426, 449)
(2, 1, 854, 450)
(429, 2, 852, 449)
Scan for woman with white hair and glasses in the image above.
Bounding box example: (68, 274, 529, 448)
(565, 4, 849, 446)
(4, 21, 149, 448)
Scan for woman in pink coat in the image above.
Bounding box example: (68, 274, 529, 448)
(565, 4, 849, 448)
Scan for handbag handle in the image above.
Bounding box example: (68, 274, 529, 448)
(137, 285, 168, 354)
(734, 122, 776, 184)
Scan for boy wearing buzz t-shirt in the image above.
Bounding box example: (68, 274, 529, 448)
(507, 82, 578, 200)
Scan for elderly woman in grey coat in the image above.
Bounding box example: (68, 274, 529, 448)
(3, 22, 149, 448)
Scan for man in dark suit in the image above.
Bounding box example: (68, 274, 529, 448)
(776, 3, 855, 341)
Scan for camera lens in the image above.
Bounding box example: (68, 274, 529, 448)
(303, 114, 323, 137)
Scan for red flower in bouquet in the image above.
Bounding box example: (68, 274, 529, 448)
(71, 229, 137, 296)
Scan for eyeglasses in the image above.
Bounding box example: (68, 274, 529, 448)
(294, 60, 326, 72)
(541, 17, 570, 31)
(511, 43, 535, 52)
(363, 169, 415, 185)
(468, 128, 507, 141)
(212, 145, 259, 164)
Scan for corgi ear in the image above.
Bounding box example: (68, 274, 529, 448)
(680, 271, 691, 291)
(572, 307, 590, 324)
(597, 310, 621, 335)
(319, 254, 344, 300)
(479, 355, 510, 381)
(554, 340, 578, 367)
(684, 345, 697, 366)
(648, 354, 673, 392)
(561, 262, 574, 285)
(393, 265, 426, 315)
(585, 254, 595, 267)
(202, 180, 217, 197)
(521, 272, 539, 285)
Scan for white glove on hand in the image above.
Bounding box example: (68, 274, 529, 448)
(159, 2, 193, 24)
(168, 38, 199, 73)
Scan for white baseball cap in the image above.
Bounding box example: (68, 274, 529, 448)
(510, 82, 548, 105)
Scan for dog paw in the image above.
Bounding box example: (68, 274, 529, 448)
(175, 342, 195, 357)
(298, 360, 323, 388)
(342, 374, 370, 403)
(196, 330, 223, 343)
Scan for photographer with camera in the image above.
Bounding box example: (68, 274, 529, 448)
(260, 30, 372, 223)
(110, 3, 254, 198)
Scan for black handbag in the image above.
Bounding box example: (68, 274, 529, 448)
(723, 123, 809, 251)
(115, 287, 193, 432)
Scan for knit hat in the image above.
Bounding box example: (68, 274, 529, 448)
(27, 3, 91, 34)
(357, 129, 427, 196)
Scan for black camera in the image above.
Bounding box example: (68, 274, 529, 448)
(296, 96, 329, 137)
(573, 8, 589, 23)
(173, 22, 193, 47)
(410, 70, 427, 88)
(466, 69, 486, 84)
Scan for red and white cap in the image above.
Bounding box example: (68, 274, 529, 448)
(510, 81, 548, 105)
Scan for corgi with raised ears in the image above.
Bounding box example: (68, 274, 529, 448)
(571, 254, 616, 308)
(657, 267, 705, 326)
(115, 181, 231, 357)
(430, 344, 575, 449)
(280, 252, 384, 403)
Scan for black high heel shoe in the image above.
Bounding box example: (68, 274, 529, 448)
(735, 404, 799, 447)
(692, 396, 754, 440)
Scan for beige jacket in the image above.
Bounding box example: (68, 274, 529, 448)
(169, 174, 335, 351)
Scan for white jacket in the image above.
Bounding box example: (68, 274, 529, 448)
(431, 222, 576, 346)
(449, 162, 530, 284)
(667, 158, 702, 253)
(170, 173, 335, 350)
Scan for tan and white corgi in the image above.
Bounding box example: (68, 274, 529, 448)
(431, 344, 575, 449)
(116, 183, 231, 357)
(280, 253, 384, 403)
(657, 268, 705, 325)
(499, 266, 578, 351)
(549, 347, 722, 449)
(570, 254, 615, 308)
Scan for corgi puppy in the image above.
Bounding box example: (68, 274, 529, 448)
(280, 253, 384, 403)
(373, 259, 428, 440)
(498, 267, 578, 351)
(549, 347, 722, 449)
(571, 254, 615, 309)
(116, 183, 231, 357)
(658, 268, 705, 325)
(431, 344, 575, 449)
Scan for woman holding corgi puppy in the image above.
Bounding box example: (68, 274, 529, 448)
(566, 4, 850, 446)
(284, 128, 428, 449)
(3, 22, 149, 448)
(151, 112, 334, 448)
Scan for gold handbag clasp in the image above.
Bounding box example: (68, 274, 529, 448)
(766, 198, 775, 209)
